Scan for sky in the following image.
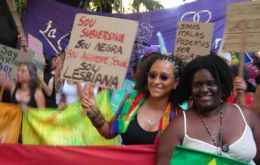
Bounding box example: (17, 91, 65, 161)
(159, 0, 197, 8)
(121, 0, 197, 13)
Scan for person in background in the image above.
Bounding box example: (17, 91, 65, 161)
(52, 51, 118, 145)
(53, 52, 85, 110)
(57, 79, 85, 110)
(53, 52, 66, 107)
(51, 55, 57, 72)
(0, 61, 45, 110)
(157, 54, 260, 165)
(81, 52, 184, 145)
(251, 53, 260, 116)
(217, 51, 257, 108)
(252, 85, 260, 117)
(227, 65, 255, 108)
(253, 59, 260, 85)
(0, 88, 11, 103)
(39, 56, 57, 108)
(246, 63, 259, 88)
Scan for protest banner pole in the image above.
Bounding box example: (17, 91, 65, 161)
(238, 52, 245, 106)
(238, 19, 246, 106)
(223, 1, 260, 106)
(6, 0, 27, 52)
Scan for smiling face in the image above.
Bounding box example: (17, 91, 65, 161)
(147, 60, 178, 99)
(16, 64, 32, 83)
(191, 69, 222, 113)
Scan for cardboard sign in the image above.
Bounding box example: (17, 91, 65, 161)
(28, 34, 45, 76)
(28, 34, 43, 55)
(174, 22, 214, 63)
(223, 1, 260, 52)
(27, 49, 45, 76)
(0, 44, 31, 82)
(61, 13, 138, 89)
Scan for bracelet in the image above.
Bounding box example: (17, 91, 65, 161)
(86, 111, 98, 118)
(92, 115, 105, 128)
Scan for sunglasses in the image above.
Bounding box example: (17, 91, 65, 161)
(147, 72, 172, 81)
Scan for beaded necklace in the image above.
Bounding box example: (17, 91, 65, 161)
(199, 106, 229, 154)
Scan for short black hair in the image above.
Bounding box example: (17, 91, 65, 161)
(135, 52, 184, 102)
(174, 52, 233, 106)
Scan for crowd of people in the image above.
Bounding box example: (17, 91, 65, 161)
(0, 39, 259, 164)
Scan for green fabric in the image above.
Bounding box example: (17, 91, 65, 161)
(23, 101, 119, 146)
(171, 146, 250, 165)
(112, 90, 145, 135)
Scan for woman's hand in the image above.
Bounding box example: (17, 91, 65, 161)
(57, 102, 66, 111)
(233, 76, 247, 96)
(81, 85, 106, 128)
(18, 34, 28, 52)
(20, 102, 29, 113)
(81, 85, 98, 116)
(0, 71, 15, 92)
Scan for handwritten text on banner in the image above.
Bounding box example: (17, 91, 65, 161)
(0, 44, 31, 82)
(174, 22, 214, 63)
(223, 1, 260, 52)
(61, 14, 138, 89)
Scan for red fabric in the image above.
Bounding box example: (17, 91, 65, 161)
(0, 144, 156, 165)
(226, 93, 254, 108)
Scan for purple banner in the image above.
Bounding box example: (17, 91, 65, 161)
(23, 0, 246, 78)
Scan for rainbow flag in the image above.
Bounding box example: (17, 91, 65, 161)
(0, 103, 22, 143)
(22, 101, 119, 145)
(231, 52, 253, 65)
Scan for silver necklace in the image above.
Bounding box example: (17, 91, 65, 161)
(146, 119, 156, 127)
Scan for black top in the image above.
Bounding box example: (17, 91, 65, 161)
(43, 73, 57, 108)
(121, 115, 158, 145)
(1, 89, 11, 103)
(10, 86, 37, 108)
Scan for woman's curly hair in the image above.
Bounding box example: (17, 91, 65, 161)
(135, 52, 184, 102)
(173, 52, 233, 106)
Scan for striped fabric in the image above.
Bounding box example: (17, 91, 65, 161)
(111, 90, 178, 143)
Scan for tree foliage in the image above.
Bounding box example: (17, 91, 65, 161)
(14, 0, 164, 14)
(14, 0, 27, 16)
(132, 0, 163, 13)
(80, 0, 164, 13)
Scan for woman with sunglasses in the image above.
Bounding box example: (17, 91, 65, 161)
(81, 52, 184, 144)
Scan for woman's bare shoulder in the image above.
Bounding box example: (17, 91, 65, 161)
(229, 103, 259, 127)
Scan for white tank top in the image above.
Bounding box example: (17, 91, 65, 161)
(62, 80, 81, 104)
(182, 104, 256, 165)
